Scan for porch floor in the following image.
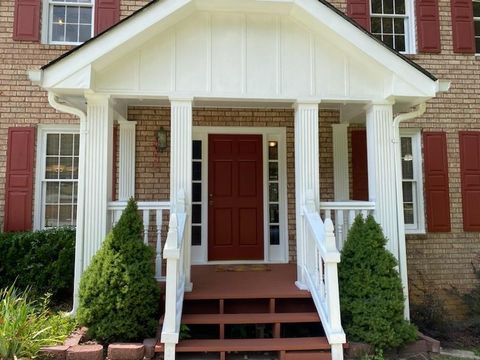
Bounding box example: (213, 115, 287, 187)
(187, 264, 310, 300)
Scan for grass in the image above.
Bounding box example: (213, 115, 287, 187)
(0, 285, 77, 359)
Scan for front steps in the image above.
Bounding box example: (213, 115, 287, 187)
(156, 294, 332, 359)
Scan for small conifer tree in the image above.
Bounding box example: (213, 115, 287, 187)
(77, 198, 160, 342)
(338, 215, 416, 350)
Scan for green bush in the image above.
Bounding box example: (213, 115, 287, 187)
(0, 285, 77, 359)
(462, 265, 480, 335)
(77, 198, 160, 342)
(0, 228, 75, 303)
(338, 215, 417, 350)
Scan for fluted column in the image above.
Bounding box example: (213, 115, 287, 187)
(366, 102, 399, 258)
(169, 98, 193, 290)
(82, 93, 113, 268)
(332, 123, 349, 201)
(294, 101, 320, 288)
(118, 120, 136, 200)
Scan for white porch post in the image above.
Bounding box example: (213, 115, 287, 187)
(118, 120, 136, 200)
(294, 101, 320, 288)
(332, 123, 349, 201)
(169, 98, 193, 291)
(365, 102, 399, 258)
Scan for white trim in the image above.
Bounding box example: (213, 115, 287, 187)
(34, 124, 80, 230)
(191, 126, 288, 265)
(400, 128, 425, 234)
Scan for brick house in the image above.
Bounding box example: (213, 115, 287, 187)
(1, 0, 479, 357)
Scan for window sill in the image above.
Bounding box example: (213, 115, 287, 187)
(405, 228, 426, 235)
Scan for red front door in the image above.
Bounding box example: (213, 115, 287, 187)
(208, 134, 264, 261)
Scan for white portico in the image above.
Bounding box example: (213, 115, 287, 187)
(29, 0, 446, 358)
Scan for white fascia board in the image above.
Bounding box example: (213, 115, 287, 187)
(48, 65, 93, 90)
(41, 0, 194, 89)
(292, 0, 438, 98)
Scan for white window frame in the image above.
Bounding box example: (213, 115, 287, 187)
(474, 0, 480, 55)
(400, 129, 425, 234)
(370, 0, 417, 54)
(41, 0, 94, 45)
(191, 126, 289, 265)
(34, 124, 80, 230)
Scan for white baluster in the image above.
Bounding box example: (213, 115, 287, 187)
(155, 209, 163, 281)
(325, 209, 332, 220)
(336, 210, 345, 250)
(348, 209, 356, 231)
(143, 209, 149, 246)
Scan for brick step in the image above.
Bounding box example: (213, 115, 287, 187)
(155, 337, 331, 353)
(181, 312, 320, 325)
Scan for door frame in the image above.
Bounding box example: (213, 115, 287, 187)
(192, 126, 288, 264)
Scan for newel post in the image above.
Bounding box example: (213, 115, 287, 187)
(294, 100, 321, 288)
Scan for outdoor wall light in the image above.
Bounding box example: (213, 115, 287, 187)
(157, 127, 168, 151)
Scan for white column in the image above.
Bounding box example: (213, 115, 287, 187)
(118, 120, 136, 200)
(82, 93, 114, 268)
(294, 101, 320, 288)
(365, 102, 399, 258)
(332, 123, 349, 201)
(169, 98, 192, 290)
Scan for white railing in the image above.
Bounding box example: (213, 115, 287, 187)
(303, 192, 345, 360)
(161, 191, 188, 360)
(319, 201, 375, 250)
(108, 200, 170, 281)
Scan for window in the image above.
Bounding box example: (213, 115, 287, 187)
(43, 0, 93, 44)
(35, 127, 80, 229)
(370, 0, 415, 53)
(191, 140, 203, 246)
(268, 140, 280, 246)
(400, 130, 425, 233)
(474, 0, 480, 53)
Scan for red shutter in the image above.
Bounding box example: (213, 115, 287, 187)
(94, 0, 120, 35)
(423, 132, 451, 232)
(347, 0, 371, 31)
(4, 127, 35, 232)
(459, 132, 480, 231)
(13, 0, 41, 41)
(451, 0, 475, 53)
(416, 0, 441, 52)
(351, 129, 369, 201)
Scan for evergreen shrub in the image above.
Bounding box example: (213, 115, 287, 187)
(0, 228, 75, 303)
(77, 198, 160, 342)
(462, 266, 480, 335)
(338, 215, 416, 350)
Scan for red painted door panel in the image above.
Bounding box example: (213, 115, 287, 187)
(208, 134, 264, 261)
(459, 132, 480, 231)
(4, 127, 35, 232)
(351, 129, 369, 201)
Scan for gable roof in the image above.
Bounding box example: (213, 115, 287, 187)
(40, 0, 436, 82)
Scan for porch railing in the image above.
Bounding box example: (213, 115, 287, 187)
(319, 201, 375, 250)
(161, 191, 188, 359)
(303, 191, 345, 360)
(108, 200, 170, 281)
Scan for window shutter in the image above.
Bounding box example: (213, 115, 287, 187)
(416, 0, 441, 52)
(94, 0, 120, 35)
(459, 132, 480, 231)
(451, 0, 475, 53)
(347, 0, 371, 31)
(351, 129, 369, 201)
(423, 132, 451, 232)
(4, 127, 35, 232)
(13, 0, 41, 41)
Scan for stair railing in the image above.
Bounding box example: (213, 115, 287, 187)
(303, 190, 346, 360)
(161, 190, 188, 360)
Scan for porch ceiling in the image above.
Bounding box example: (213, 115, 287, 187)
(30, 0, 445, 109)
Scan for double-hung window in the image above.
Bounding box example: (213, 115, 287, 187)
(35, 127, 80, 229)
(400, 130, 425, 234)
(370, 0, 415, 53)
(474, 0, 480, 53)
(44, 0, 94, 44)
